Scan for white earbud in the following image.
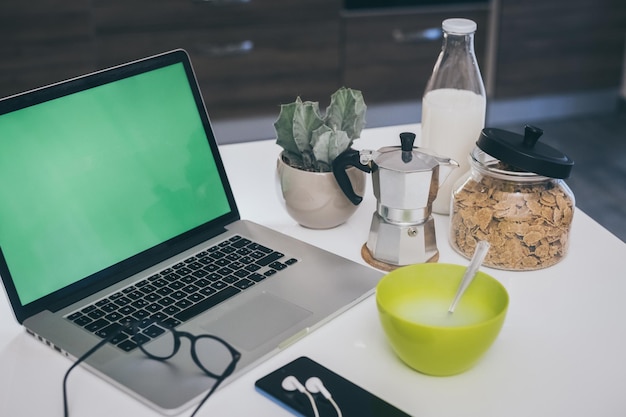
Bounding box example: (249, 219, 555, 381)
(281, 375, 307, 393)
(306, 376, 343, 417)
(305, 377, 332, 399)
(281, 375, 320, 417)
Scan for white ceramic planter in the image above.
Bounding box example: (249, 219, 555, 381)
(276, 153, 366, 229)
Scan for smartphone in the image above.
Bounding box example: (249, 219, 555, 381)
(255, 356, 412, 417)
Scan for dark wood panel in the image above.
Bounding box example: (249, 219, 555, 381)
(93, 0, 340, 33)
(95, 21, 341, 119)
(495, 0, 626, 97)
(0, 1, 95, 97)
(92, 0, 341, 119)
(342, 7, 490, 104)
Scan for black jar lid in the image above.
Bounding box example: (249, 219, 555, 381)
(476, 125, 574, 179)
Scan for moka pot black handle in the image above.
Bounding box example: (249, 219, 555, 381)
(332, 148, 372, 206)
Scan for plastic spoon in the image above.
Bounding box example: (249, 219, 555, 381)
(448, 240, 490, 313)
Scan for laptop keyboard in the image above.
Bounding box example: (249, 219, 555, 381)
(64, 235, 297, 352)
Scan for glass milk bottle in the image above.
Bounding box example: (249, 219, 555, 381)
(421, 18, 486, 215)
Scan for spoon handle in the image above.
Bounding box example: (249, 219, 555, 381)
(448, 240, 490, 313)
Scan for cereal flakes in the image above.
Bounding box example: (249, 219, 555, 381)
(450, 174, 574, 270)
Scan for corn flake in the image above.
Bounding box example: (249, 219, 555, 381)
(450, 173, 574, 270)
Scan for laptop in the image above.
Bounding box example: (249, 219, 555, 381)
(0, 49, 382, 414)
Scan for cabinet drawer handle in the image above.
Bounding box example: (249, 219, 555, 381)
(195, 40, 254, 57)
(392, 27, 442, 44)
(192, 0, 250, 4)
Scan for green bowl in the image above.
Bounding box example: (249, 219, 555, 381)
(376, 263, 509, 376)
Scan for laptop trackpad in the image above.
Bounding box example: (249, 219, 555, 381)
(202, 293, 312, 352)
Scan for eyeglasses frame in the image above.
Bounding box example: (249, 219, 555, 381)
(62, 318, 241, 417)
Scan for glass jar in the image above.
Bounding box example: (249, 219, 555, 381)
(449, 126, 575, 271)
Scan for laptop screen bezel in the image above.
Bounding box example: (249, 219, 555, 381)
(0, 49, 240, 324)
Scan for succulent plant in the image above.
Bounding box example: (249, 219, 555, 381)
(274, 87, 367, 172)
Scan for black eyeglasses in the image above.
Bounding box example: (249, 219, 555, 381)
(63, 319, 241, 417)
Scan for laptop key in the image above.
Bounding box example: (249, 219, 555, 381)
(132, 310, 150, 320)
(175, 299, 192, 309)
(67, 311, 82, 321)
(156, 288, 173, 297)
(249, 243, 272, 253)
(143, 324, 166, 339)
(119, 305, 137, 316)
(87, 309, 105, 319)
(150, 312, 169, 322)
(114, 296, 132, 307)
(248, 273, 265, 282)
(211, 281, 228, 290)
(171, 291, 187, 300)
(192, 269, 208, 278)
(188, 293, 204, 303)
(257, 252, 284, 266)
(162, 317, 181, 328)
(195, 278, 210, 287)
(95, 299, 110, 307)
(234, 269, 250, 278)
(199, 287, 216, 296)
(269, 261, 287, 271)
(164, 305, 181, 315)
(72, 315, 92, 326)
(105, 312, 124, 322)
(109, 332, 129, 345)
(231, 237, 251, 248)
(117, 340, 138, 352)
(81, 305, 96, 314)
(96, 322, 123, 339)
(144, 293, 161, 303)
(174, 286, 241, 322)
(100, 302, 118, 313)
(157, 296, 175, 307)
(234, 278, 254, 290)
(131, 333, 151, 346)
(85, 318, 110, 332)
(223, 275, 238, 284)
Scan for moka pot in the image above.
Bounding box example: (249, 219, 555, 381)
(332, 132, 458, 266)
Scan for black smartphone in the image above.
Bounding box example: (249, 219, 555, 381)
(255, 356, 412, 417)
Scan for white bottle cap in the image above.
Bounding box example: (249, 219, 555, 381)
(442, 18, 477, 35)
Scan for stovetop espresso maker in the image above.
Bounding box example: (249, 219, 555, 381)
(333, 132, 458, 269)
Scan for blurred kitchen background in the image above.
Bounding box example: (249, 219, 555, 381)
(2, 0, 625, 241)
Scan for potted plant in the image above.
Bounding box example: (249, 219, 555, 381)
(275, 87, 367, 229)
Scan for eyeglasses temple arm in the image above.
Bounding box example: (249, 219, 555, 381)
(62, 325, 129, 417)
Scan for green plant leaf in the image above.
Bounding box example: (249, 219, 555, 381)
(293, 98, 325, 153)
(312, 126, 351, 169)
(274, 101, 300, 155)
(280, 150, 304, 170)
(324, 87, 367, 140)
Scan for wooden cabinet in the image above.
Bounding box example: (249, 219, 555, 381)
(341, 5, 491, 104)
(0, 0, 95, 97)
(92, 0, 342, 119)
(1, 0, 341, 120)
(2, 1, 624, 122)
(494, 0, 626, 98)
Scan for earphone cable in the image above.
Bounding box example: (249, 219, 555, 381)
(328, 396, 342, 417)
(303, 390, 320, 417)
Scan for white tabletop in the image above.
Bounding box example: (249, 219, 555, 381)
(2, 123, 626, 417)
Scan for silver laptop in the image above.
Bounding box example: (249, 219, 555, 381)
(0, 49, 381, 414)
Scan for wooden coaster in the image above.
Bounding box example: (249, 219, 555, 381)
(360, 243, 439, 271)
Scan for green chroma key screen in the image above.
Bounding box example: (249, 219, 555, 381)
(0, 62, 231, 305)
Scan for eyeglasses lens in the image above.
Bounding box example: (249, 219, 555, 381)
(193, 335, 236, 377)
(135, 322, 177, 359)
